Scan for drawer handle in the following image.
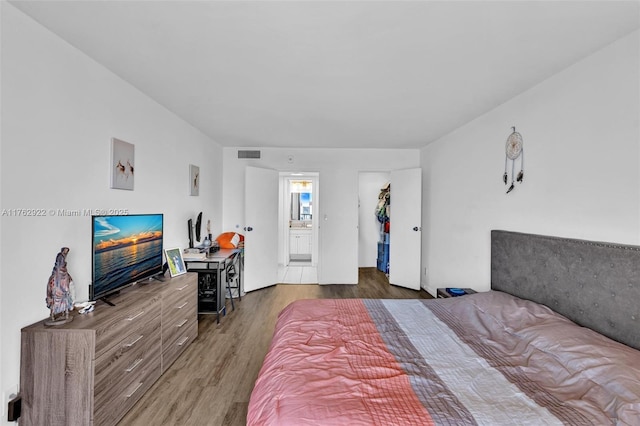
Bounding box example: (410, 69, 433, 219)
(177, 284, 190, 291)
(126, 311, 145, 321)
(125, 358, 143, 373)
(126, 382, 144, 398)
(176, 319, 188, 328)
(177, 302, 189, 309)
(124, 335, 144, 348)
(177, 336, 190, 346)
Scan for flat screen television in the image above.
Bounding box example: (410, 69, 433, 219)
(91, 213, 164, 302)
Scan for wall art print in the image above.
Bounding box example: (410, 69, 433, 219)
(111, 138, 135, 190)
(190, 164, 200, 196)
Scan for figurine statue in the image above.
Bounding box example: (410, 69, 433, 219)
(45, 247, 74, 325)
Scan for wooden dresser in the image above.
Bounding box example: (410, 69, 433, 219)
(19, 273, 197, 426)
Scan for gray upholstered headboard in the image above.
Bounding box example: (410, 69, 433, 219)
(491, 230, 640, 350)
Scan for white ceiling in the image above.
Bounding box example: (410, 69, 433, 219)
(10, 1, 640, 149)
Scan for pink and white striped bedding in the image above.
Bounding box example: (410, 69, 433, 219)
(247, 291, 640, 425)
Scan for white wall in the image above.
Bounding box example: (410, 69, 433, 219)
(358, 172, 390, 267)
(420, 31, 640, 296)
(0, 4, 223, 420)
(222, 148, 419, 284)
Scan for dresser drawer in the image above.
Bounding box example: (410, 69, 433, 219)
(162, 276, 196, 304)
(162, 319, 197, 372)
(94, 295, 162, 358)
(162, 292, 197, 343)
(93, 351, 161, 426)
(161, 273, 197, 373)
(94, 312, 161, 399)
(163, 280, 196, 314)
(94, 315, 161, 426)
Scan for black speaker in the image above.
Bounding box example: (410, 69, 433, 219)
(187, 219, 194, 248)
(195, 212, 202, 242)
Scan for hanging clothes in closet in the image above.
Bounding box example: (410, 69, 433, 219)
(375, 183, 390, 274)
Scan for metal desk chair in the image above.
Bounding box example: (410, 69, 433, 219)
(224, 251, 241, 311)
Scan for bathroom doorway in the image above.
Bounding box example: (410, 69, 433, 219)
(279, 172, 319, 284)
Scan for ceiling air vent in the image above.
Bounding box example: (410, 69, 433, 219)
(238, 150, 261, 159)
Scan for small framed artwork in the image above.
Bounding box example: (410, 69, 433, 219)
(111, 138, 135, 190)
(190, 164, 200, 196)
(164, 247, 187, 277)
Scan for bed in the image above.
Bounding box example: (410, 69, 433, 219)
(247, 231, 640, 425)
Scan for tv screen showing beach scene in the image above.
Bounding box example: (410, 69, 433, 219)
(91, 214, 163, 300)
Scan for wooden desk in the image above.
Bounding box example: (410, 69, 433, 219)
(184, 248, 240, 322)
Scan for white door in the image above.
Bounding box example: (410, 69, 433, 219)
(389, 168, 422, 290)
(244, 166, 279, 292)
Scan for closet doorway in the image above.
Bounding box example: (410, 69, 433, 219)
(279, 172, 319, 284)
(358, 172, 391, 272)
(358, 169, 422, 290)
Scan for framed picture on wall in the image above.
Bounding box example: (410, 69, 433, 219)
(190, 164, 200, 196)
(110, 138, 135, 190)
(164, 247, 186, 277)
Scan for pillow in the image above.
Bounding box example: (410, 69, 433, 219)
(217, 232, 243, 248)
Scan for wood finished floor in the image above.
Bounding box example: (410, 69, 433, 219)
(120, 268, 432, 426)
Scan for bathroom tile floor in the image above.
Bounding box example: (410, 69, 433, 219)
(278, 261, 318, 284)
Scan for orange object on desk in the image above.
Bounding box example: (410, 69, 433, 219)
(216, 232, 245, 248)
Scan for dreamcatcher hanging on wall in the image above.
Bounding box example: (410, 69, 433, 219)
(503, 127, 524, 194)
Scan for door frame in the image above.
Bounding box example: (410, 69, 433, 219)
(280, 172, 319, 268)
(358, 171, 391, 269)
(357, 168, 422, 290)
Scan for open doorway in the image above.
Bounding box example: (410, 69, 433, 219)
(358, 169, 423, 290)
(358, 172, 391, 276)
(278, 172, 319, 284)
